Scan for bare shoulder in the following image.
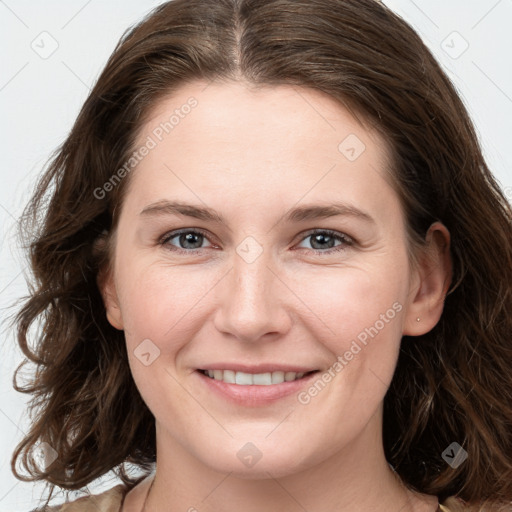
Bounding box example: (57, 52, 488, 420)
(30, 484, 128, 512)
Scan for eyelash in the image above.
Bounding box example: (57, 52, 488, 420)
(158, 228, 355, 256)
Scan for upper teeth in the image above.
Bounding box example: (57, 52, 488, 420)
(203, 370, 306, 385)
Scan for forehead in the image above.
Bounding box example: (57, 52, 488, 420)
(125, 80, 398, 222)
(137, 80, 385, 157)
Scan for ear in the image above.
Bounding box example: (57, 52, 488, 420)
(95, 235, 124, 331)
(98, 269, 124, 331)
(403, 221, 452, 336)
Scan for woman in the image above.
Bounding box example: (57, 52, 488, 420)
(12, 0, 512, 511)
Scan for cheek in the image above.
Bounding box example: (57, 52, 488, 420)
(115, 261, 212, 420)
(294, 263, 407, 352)
(115, 258, 217, 347)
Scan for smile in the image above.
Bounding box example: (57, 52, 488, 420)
(195, 368, 321, 406)
(198, 369, 318, 385)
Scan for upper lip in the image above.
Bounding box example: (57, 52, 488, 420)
(197, 363, 319, 373)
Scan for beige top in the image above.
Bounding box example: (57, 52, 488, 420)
(39, 479, 466, 512)
(41, 484, 127, 511)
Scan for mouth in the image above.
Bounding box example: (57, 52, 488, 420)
(197, 368, 319, 385)
(194, 365, 324, 406)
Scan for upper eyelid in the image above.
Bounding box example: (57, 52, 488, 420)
(160, 227, 214, 244)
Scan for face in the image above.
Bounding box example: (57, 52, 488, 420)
(101, 80, 442, 479)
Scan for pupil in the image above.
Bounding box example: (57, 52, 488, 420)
(181, 233, 202, 249)
(312, 233, 333, 249)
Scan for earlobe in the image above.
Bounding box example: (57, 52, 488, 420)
(403, 222, 452, 336)
(97, 268, 124, 331)
(94, 232, 124, 331)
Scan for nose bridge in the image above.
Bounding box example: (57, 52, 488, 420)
(213, 236, 290, 341)
(234, 244, 271, 305)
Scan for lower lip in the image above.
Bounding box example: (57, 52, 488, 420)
(196, 370, 320, 406)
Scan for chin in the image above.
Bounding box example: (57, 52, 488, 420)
(197, 442, 319, 480)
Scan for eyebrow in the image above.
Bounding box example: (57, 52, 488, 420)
(140, 200, 375, 225)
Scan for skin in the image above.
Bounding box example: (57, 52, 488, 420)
(100, 80, 452, 512)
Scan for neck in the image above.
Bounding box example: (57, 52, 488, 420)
(132, 410, 438, 512)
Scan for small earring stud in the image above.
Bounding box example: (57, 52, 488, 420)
(416, 317, 421, 322)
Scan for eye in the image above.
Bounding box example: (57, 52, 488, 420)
(159, 229, 213, 254)
(296, 229, 354, 255)
(158, 228, 355, 256)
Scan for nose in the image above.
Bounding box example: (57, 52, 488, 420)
(212, 246, 293, 343)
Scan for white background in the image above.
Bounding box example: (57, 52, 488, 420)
(1, 1, 511, 510)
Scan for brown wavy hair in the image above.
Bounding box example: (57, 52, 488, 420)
(11, 0, 512, 510)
